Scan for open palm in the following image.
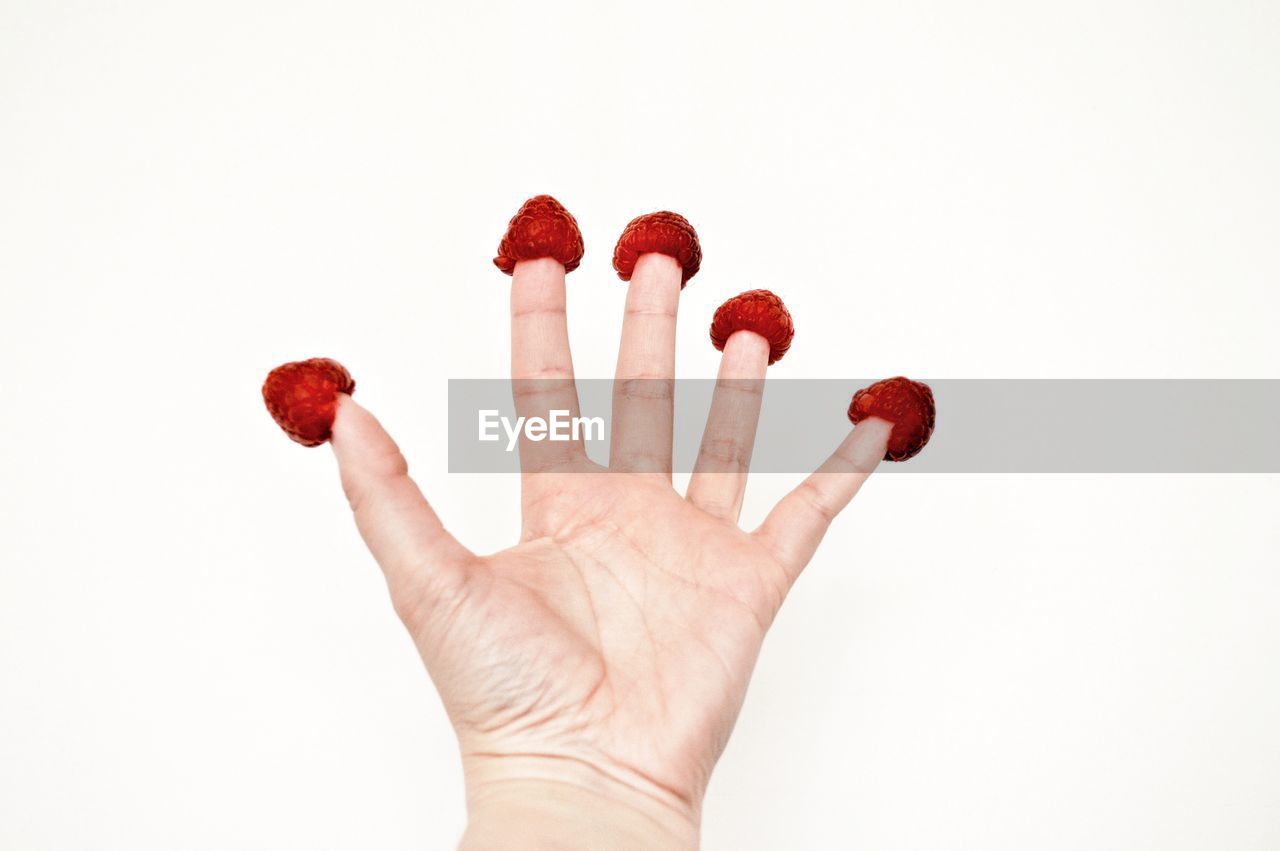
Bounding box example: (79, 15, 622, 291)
(328, 254, 891, 842)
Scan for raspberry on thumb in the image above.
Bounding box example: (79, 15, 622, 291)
(262, 358, 355, 447)
(847, 376, 936, 461)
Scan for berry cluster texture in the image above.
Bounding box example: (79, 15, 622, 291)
(262, 358, 355, 447)
(493, 195, 585, 274)
(612, 211, 702, 286)
(847, 376, 936, 461)
(709, 289, 795, 365)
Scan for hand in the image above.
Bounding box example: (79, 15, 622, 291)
(329, 255, 891, 847)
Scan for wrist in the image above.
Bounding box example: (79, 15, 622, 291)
(460, 756, 700, 849)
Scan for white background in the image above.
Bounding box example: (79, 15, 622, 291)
(2, 1, 1278, 848)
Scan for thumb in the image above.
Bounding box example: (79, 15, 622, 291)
(330, 395, 473, 620)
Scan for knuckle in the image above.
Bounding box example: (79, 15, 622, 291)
(615, 377, 674, 402)
(697, 437, 749, 471)
(794, 482, 839, 523)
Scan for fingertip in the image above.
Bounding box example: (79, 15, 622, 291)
(329, 394, 366, 449)
(330, 395, 405, 475)
(327, 395, 473, 583)
(856, 415, 894, 442)
(847, 416, 893, 468)
(720, 330, 772, 375)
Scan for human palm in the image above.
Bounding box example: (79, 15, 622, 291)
(327, 254, 891, 844)
(427, 472, 788, 808)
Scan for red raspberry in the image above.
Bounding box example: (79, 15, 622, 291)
(612, 211, 702, 286)
(262, 358, 355, 447)
(709, 289, 795, 365)
(493, 195, 585, 274)
(847, 377, 936, 462)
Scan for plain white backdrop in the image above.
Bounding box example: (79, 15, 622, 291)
(2, 1, 1278, 848)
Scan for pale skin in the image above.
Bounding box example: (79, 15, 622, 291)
(328, 253, 892, 847)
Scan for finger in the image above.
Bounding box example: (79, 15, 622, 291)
(754, 417, 892, 579)
(686, 330, 771, 522)
(610, 253, 682, 475)
(330, 395, 473, 609)
(511, 258, 585, 472)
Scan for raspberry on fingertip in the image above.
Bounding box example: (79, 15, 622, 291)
(493, 195, 585, 274)
(612, 211, 702, 286)
(847, 376, 936, 461)
(262, 358, 355, 447)
(709, 289, 795, 365)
